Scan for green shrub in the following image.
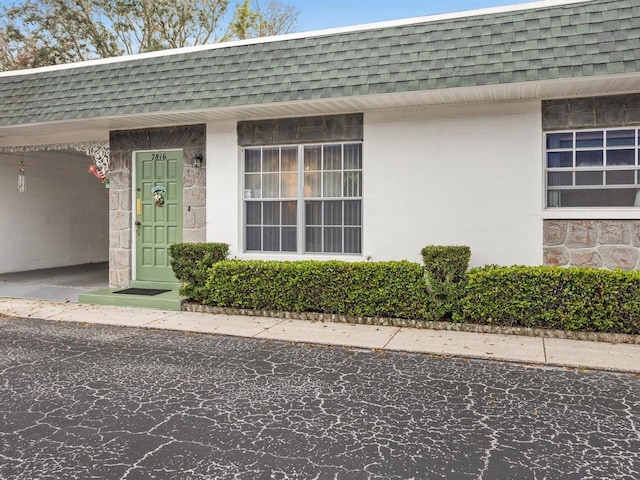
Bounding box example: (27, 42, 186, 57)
(455, 265, 640, 334)
(169, 242, 229, 301)
(421, 245, 471, 319)
(203, 260, 440, 320)
(421, 245, 471, 284)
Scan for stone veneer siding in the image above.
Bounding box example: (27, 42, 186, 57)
(108, 125, 206, 287)
(542, 93, 640, 130)
(542, 93, 640, 270)
(237, 113, 363, 146)
(544, 220, 640, 270)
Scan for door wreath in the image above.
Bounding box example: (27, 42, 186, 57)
(152, 185, 167, 206)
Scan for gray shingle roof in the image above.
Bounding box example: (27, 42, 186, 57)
(1, 0, 638, 126)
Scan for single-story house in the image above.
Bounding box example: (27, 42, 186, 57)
(1, 0, 639, 293)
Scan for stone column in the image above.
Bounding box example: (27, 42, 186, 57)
(108, 125, 207, 287)
(107, 150, 132, 287)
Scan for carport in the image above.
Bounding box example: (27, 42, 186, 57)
(0, 143, 110, 288)
(0, 262, 108, 302)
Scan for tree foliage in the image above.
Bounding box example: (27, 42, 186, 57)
(0, 0, 299, 71)
(228, 0, 298, 40)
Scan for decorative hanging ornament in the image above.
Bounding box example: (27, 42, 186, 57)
(18, 156, 25, 193)
(88, 163, 108, 185)
(86, 144, 110, 188)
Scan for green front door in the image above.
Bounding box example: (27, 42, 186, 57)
(135, 151, 183, 283)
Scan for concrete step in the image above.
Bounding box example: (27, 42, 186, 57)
(128, 280, 183, 290)
(79, 287, 184, 311)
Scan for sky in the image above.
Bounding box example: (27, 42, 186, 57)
(0, 0, 542, 34)
(293, 0, 540, 32)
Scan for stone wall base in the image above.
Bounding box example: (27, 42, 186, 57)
(182, 302, 640, 345)
(544, 219, 640, 270)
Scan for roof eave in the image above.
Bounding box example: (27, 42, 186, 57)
(1, 72, 639, 148)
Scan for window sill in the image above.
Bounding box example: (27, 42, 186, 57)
(543, 208, 640, 220)
(236, 252, 366, 262)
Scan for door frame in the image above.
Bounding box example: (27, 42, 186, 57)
(131, 148, 183, 282)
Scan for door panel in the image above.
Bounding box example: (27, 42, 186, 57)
(135, 151, 183, 282)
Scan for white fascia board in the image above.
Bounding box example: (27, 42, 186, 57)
(1, 69, 639, 146)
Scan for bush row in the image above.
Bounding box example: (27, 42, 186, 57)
(169, 243, 640, 334)
(169, 244, 470, 321)
(455, 265, 640, 334)
(202, 259, 438, 320)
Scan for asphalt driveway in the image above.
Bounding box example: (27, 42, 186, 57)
(1, 317, 639, 479)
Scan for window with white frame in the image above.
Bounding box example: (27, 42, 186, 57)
(545, 128, 640, 208)
(243, 143, 362, 254)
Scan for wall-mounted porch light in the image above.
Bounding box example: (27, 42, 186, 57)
(192, 153, 204, 168)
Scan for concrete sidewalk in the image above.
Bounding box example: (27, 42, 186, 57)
(1, 297, 639, 374)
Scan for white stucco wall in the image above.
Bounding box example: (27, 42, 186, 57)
(206, 100, 544, 267)
(0, 150, 109, 273)
(206, 121, 242, 253)
(365, 101, 543, 266)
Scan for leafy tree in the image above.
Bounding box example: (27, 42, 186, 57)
(227, 0, 259, 40)
(0, 0, 299, 71)
(228, 0, 299, 40)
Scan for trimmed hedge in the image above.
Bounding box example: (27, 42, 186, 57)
(169, 242, 229, 301)
(203, 260, 439, 320)
(169, 243, 640, 334)
(455, 265, 640, 334)
(421, 245, 471, 319)
(421, 245, 471, 284)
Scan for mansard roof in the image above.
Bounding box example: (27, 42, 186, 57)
(0, 0, 638, 128)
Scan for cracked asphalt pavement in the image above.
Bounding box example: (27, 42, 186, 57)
(1, 317, 639, 479)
